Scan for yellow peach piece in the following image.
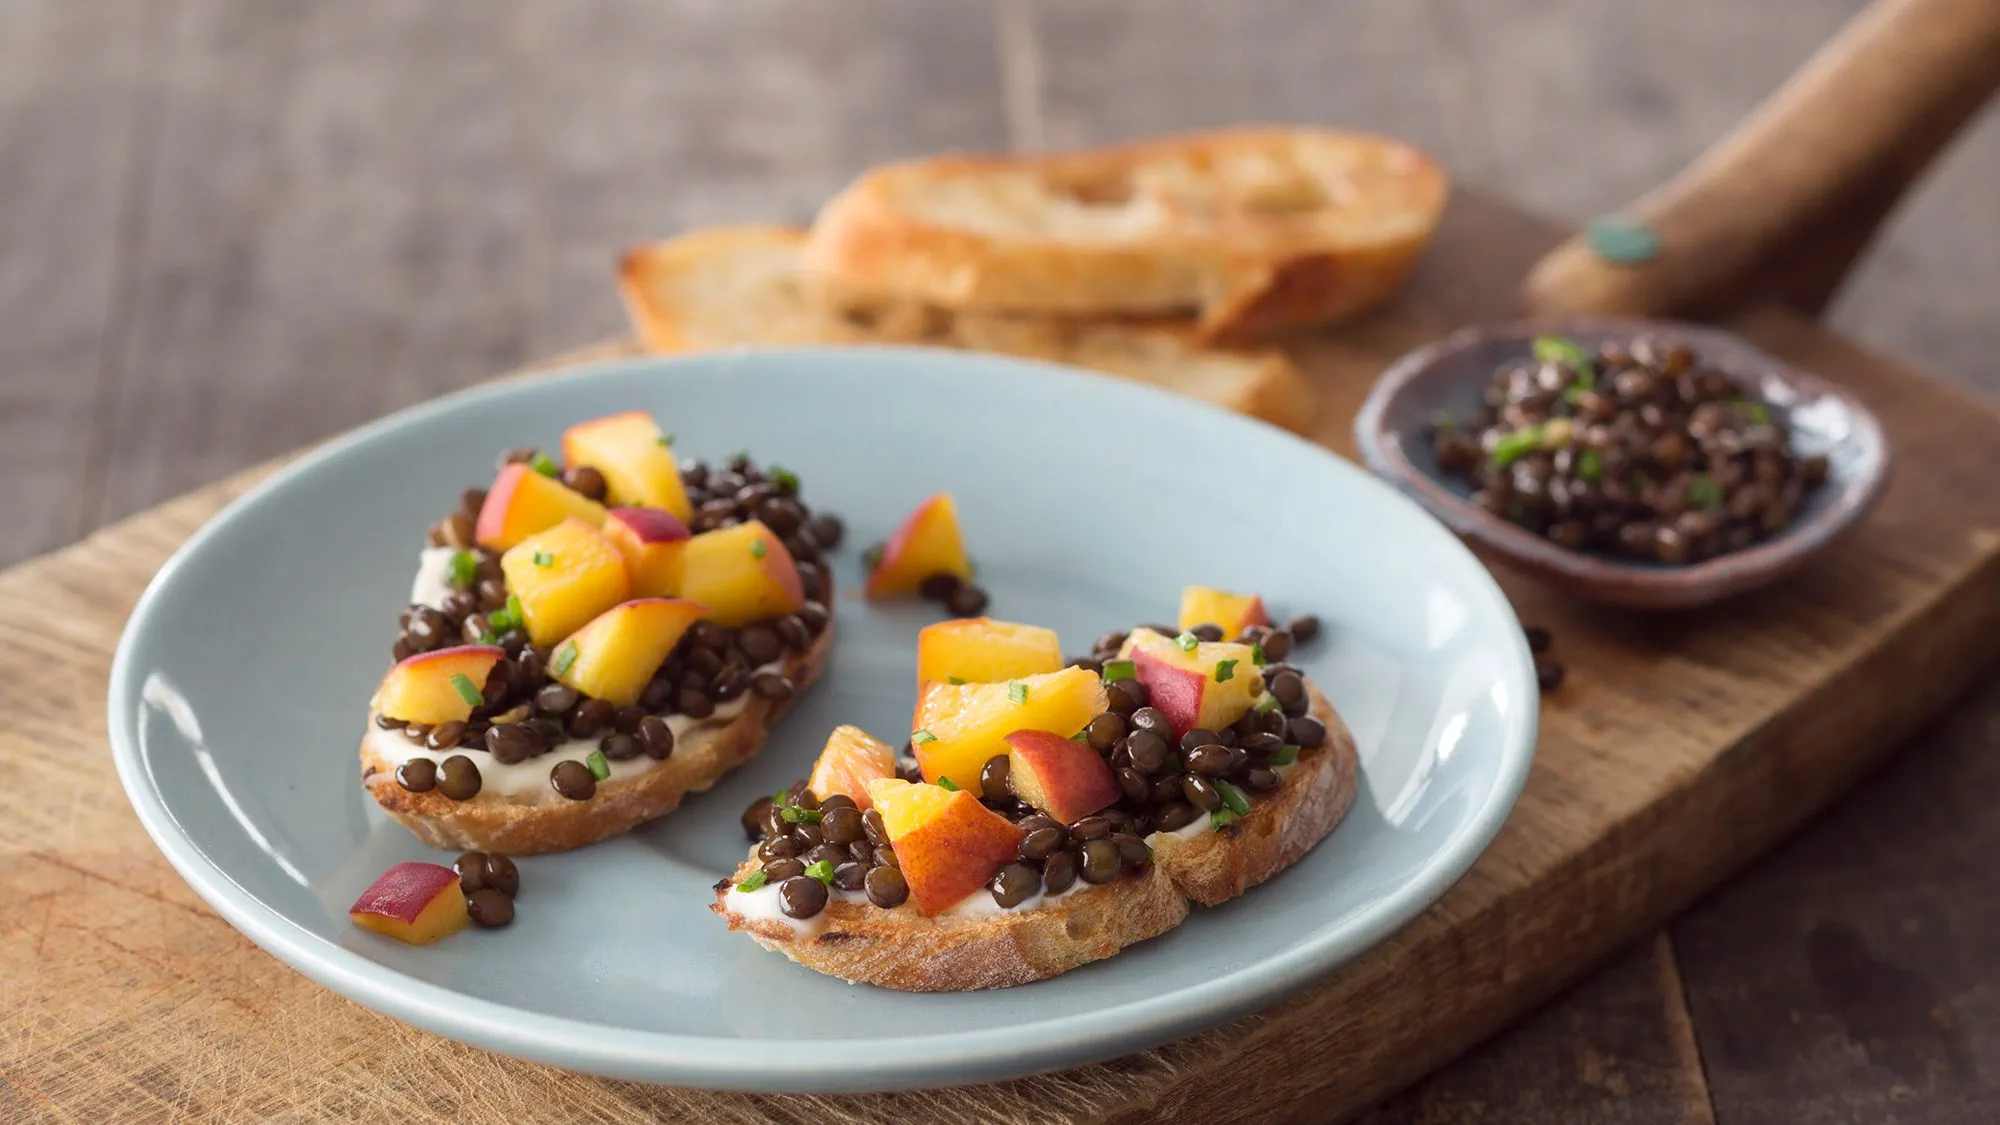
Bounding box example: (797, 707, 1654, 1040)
(373, 645, 506, 726)
(475, 463, 608, 551)
(678, 520, 805, 628)
(865, 779, 1026, 916)
(807, 725, 899, 810)
(349, 862, 471, 946)
(1176, 586, 1270, 639)
(910, 666, 1108, 788)
(1120, 628, 1265, 738)
(914, 617, 1062, 690)
(602, 507, 691, 597)
(866, 493, 971, 599)
(552, 598, 706, 707)
(560, 411, 693, 519)
(499, 518, 632, 646)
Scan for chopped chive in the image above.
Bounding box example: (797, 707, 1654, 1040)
(1210, 809, 1239, 832)
(911, 729, 936, 745)
(947, 676, 966, 686)
(1562, 383, 1589, 406)
(532, 550, 555, 568)
(1272, 744, 1300, 766)
(1251, 643, 1268, 667)
(780, 805, 822, 824)
(1490, 426, 1543, 468)
(1576, 447, 1604, 484)
(862, 544, 884, 572)
(447, 549, 479, 590)
(552, 640, 579, 677)
(937, 777, 960, 792)
(734, 869, 769, 892)
(1072, 731, 1091, 743)
(774, 786, 789, 805)
(1255, 695, 1281, 714)
(585, 750, 611, 781)
(449, 673, 483, 707)
(1531, 335, 1595, 386)
(1216, 779, 1252, 816)
(1100, 659, 1137, 683)
(804, 859, 836, 885)
(656, 433, 676, 447)
(1008, 682, 1029, 705)
(487, 594, 525, 634)
(529, 452, 559, 478)
(1175, 631, 1200, 653)
(1734, 399, 1772, 426)
(750, 538, 768, 560)
(1214, 659, 1238, 684)
(1688, 474, 1724, 509)
(770, 465, 800, 493)
(1433, 411, 1459, 435)
(478, 630, 498, 645)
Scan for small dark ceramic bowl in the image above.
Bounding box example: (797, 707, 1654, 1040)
(1353, 316, 1890, 610)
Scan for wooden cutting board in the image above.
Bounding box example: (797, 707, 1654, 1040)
(6, 191, 2000, 1124)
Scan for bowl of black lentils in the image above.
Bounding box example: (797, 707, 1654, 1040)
(1354, 317, 1889, 609)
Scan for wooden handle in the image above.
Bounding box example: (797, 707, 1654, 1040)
(1522, 0, 2000, 319)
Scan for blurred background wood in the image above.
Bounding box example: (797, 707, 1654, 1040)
(1, 0, 1995, 1120)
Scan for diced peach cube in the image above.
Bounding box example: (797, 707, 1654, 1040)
(1005, 729, 1120, 824)
(1176, 586, 1271, 639)
(1120, 628, 1265, 738)
(499, 518, 632, 646)
(678, 520, 805, 628)
(602, 507, 691, 597)
(373, 645, 506, 726)
(350, 862, 470, 945)
(475, 463, 608, 551)
(910, 666, 1108, 789)
(806, 725, 899, 810)
(560, 411, 692, 519)
(866, 493, 972, 599)
(552, 598, 706, 707)
(914, 617, 1062, 689)
(865, 779, 1026, 915)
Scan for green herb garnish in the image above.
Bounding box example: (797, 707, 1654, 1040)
(585, 750, 611, 781)
(446, 549, 479, 590)
(1734, 399, 1772, 426)
(947, 676, 966, 685)
(1009, 682, 1029, 705)
(911, 729, 936, 745)
(804, 859, 836, 885)
(862, 544, 884, 572)
(1251, 643, 1268, 667)
(1532, 335, 1595, 386)
(780, 805, 823, 825)
(1688, 475, 1724, 509)
(937, 777, 960, 792)
(478, 630, 498, 645)
(1576, 447, 1604, 484)
(449, 673, 483, 707)
(1216, 779, 1252, 816)
(771, 465, 800, 493)
(552, 640, 579, 677)
(532, 550, 555, 568)
(529, 452, 559, 478)
(1562, 384, 1589, 406)
(1072, 731, 1091, 743)
(1214, 659, 1238, 684)
(1490, 426, 1543, 468)
(735, 870, 769, 892)
(750, 538, 767, 560)
(1255, 695, 1281, 714)
(1175, 631, 1200, 653)
(1272, 744, 1300, 766)
(1433, 411, 1460, 435)
(487, 594, 526, 634)
(1210, 809, 1239, 832)
(1101, 659, 1136, 683)
(656, 433, 676, 448)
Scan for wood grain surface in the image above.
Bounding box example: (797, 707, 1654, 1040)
(4, 0, 2000, 1120)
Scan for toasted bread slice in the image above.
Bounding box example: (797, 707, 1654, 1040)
(801, 128, 1448, 341)
(360, 618, 832, 855)
(712, 677, 1354, 989)
(618, 226, 1317, 433)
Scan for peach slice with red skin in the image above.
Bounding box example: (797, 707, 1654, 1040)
(1119, 628, 1265, 739)
(910, 665, 1109, 788)
(560, 411, 693, 520)
(349, 862, 470, 945)
(678, 520, 805, 628)
(1004, 729, 1120, 825)
(373, 645, 505, 726)
(475, 462, 608, 551)
(914, 617, 1062, 690)
(807, 726, 899, 810)
(866, 493, 972, 599)
(551, 598, 706, 708)
(499, 518, 633, 646)
(602, 507, 690, 597)
(1176, 586, 1270, 639)
(865, 779, 1026, 915)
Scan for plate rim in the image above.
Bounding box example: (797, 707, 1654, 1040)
(108, 345, 1539, 1092)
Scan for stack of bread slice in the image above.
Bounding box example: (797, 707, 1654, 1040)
(619, 128, 1448, 434)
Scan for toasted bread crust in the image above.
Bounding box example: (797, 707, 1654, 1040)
(713, 674, 1355, 988)
(711, 854, 1190, 991)
(1150, 683, 1357, 906)
(801, 128, 1447, 340)
(616, 226, 1318, 433)
(360, 619, 832, 855)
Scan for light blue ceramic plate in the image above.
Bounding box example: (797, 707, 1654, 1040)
(109, 348, 1537, 1093)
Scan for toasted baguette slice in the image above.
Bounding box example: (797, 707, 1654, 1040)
(618, 226, 1316, 433)
(712, 677, 1353, 989)
(801, 128, 1448, 341)
(360, 618, 832, 855)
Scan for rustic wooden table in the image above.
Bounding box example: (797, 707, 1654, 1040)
(4, 1, 1996, 1121)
